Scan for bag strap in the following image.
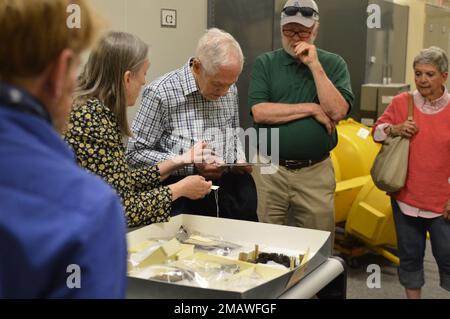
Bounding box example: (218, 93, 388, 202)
(407, 92, 414, 121)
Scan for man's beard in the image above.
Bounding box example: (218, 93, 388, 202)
(282, 40, 297, 58)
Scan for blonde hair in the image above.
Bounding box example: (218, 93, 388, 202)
(75, 31, 149, 137)
(0, 0, 96, 81)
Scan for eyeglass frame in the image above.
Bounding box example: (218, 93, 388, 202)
(282, 27, 315, 38)
(281, 30, 305, 38)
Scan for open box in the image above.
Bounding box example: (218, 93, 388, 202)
(126, 215, 332, 299)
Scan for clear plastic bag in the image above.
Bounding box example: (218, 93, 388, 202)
(133, 265, 194, 283)
(172, 256, 241, 289)
(128, 242, 162, 267)
(175, 226, 241, 256)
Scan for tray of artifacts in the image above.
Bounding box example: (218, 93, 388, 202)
(126, 215, 331, 299)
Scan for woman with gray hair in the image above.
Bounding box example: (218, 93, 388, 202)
(64, 31, 213, 227)
(373, 46, 450, 298)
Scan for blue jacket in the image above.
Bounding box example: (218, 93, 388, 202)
(0, 85, 127, 298)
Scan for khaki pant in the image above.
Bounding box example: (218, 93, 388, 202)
(252, 156, 336, 244)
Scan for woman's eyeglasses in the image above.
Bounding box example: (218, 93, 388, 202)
(282, 6, 318, 18)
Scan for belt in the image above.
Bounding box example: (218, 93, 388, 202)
(279, 153, 330, 170)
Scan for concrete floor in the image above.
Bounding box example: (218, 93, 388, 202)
(340, 241, 450, 299)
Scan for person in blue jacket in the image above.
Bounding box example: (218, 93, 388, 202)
(0, 0, 127, 298)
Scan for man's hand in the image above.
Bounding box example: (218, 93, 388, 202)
(294, 42, 319, 66)
(175, 141, 214, 165)
(444, 199, 450, 221)
(312, 104, 335, 134)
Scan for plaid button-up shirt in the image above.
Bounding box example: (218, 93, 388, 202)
(126, 60, 246, 176)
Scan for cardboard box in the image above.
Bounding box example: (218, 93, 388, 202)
(126, 215, 331, 299)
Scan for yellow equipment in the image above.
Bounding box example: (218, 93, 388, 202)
(332, 119, 380, 180)
(331, 119, 380, 223)
(331, 119, 399, 266)
(344, 179, 399, 265)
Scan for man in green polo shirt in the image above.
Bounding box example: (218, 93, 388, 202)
(249, 0, 354, 242)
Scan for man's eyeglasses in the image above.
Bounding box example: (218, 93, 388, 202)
(282, 6, 318, 18)
(282, 29, 308, 38)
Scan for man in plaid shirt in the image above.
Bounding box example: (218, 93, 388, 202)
(126, 28, 257, 221)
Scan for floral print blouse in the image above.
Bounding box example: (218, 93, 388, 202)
(64, 98, 172, 227)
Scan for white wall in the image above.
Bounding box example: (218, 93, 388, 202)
(90, 0, 208, 124)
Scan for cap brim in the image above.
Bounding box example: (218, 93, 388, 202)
(281, 16, 316, 28)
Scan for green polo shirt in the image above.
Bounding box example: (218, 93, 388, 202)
(249, 48, 354, 160)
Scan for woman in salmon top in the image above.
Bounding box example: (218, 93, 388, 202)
(373, 46, 450, 299)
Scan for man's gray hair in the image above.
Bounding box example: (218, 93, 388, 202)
(414, 46, 448, 73)
(195, 28, 244, 75)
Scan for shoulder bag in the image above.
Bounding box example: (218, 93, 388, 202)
(370, 93, 413, 193)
